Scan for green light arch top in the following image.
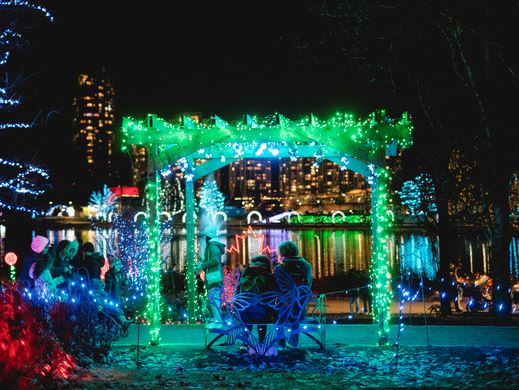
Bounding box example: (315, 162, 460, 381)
(121, 110, 413, 173)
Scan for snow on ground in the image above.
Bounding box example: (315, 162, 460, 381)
(69, 344, 519, 389)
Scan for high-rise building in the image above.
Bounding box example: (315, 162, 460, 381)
(72, 70, 115, 190)
(126, 113, 371, 212)
(130, 145, 148, 186)
(221, 156, 369, 213)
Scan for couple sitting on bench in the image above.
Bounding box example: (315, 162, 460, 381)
(197, 228, 320, 356)
(238, 241, 312, 351)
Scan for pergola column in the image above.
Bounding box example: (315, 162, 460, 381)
(146, 152, 162, 345)
(185, 158, 198, 321)
(370, 167, 392, 345)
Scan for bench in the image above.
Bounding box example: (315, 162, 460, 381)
(203, 267, 326, 358)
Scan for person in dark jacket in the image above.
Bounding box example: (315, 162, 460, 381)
(238, 255, 275, 342)
(274, 240, 313, 349)
(81, 242, 105, 280)
(274, 241, 313, 288)
(79, 242, 107, 296)
(196, 226, 226, 327)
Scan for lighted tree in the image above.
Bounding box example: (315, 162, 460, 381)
(0, 1, 53, 216)
(160, 173, 185, 216)
(399, 173, 437, 217)
(399, 174, 439, 279)
(198, 173, 225, 217)
(88, 184, 117, 221)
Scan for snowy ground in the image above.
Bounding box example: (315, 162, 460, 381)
(64, 324, 519, 389)
(69, 344, 519, 389)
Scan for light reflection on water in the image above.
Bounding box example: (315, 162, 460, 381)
(44, 227, 501, 280)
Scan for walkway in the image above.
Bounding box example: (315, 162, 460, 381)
(114, 324, 519, 348)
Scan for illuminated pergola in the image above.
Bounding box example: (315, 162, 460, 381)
(121, 110, 414, 345)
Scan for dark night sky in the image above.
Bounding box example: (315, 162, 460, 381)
(6, 1, 415, 201)
(34, 0, 371, 121)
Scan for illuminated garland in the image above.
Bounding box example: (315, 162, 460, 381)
(288, 214, 370, 225)
(159, 174, 185, 215)
(225, 225, 276, 255)
(112, 215, 149, 292)
(370, 167, 392, 345)
(145, 172, 162, 345)
(0, 123, 31, 130)
(0, 97, 20, 105)
(510, 172, 519, 231)
(0, 198, 42, 216)
(0, 1, 54, 21)
(121, 111, 413, 163)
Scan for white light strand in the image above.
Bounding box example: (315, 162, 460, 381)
(0, 122, 31, 130)
(0, 1, 54, 21)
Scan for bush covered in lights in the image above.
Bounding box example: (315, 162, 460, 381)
(0, 282, 75, 388)
(23, 274, 126, 365)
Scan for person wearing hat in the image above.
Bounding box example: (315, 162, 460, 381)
(274, 240, 313, 349)
(19, 235, 51, 289)
(237, 255, 276, 344)
(196, 226, 226, 326)
(32, 248, 66, 299)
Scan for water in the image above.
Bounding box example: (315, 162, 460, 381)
(44, 226, 506, 281)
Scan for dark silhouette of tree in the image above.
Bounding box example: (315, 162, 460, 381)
(310, 0, 519, 318)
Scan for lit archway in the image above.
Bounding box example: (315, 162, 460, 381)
(122, 109, 413, 345)
(332, 210, 346, 224)
(246, 210, 263, 224)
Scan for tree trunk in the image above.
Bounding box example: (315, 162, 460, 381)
(490, 181, 512, 321)
(437, 198, 457, 315)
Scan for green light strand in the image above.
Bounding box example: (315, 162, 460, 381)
(121, 111, 413, 157)
(370, 167, 392, 346)
(145, 171, 163, 345)
(288, 214, 371, 224)
(185, 174, 198, 321)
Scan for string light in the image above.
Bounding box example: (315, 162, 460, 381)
(0, 198, 42, 216)
(370, 167, 392, 345)
(400, 173, 437, 216)
(0, 97, 20, 105)
(198, 173, 225, 216)
(121, 111, 413, 161)
(225, 225, 276, 256)
(121, 110, 414, 346)
(1, 2, 52, 216)
(0, 1, 54, 21)
(0, 123, 31, 130)
(340, 155, 350, 170)
(288, 214, 370, 225)
(88, 185, 117, 221)
(145, 172, 163, 345)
